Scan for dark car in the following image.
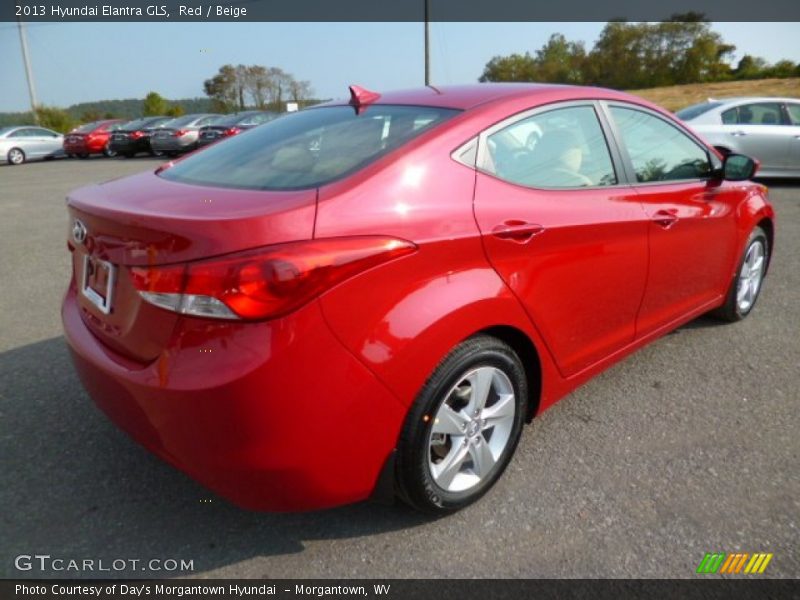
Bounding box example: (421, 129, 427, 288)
(109, 116, 172, 158)
(149, 114, 221, 156)
(197, 111, 278, 148)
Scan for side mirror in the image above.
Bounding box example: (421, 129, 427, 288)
(722, 153, 758, 181)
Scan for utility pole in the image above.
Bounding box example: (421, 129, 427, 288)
(424, 0, 430, 86)
(17, 19, 39, 123)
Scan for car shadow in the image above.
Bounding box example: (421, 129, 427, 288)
(0, 337, 432, 579)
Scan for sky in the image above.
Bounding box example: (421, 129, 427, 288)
(1, 21, 799, 113)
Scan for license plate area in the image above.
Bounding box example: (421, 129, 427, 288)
(80, 254, 116, 315)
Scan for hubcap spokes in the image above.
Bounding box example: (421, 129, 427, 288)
(736, 241, 765, 312)
(428, 366, 515, 492)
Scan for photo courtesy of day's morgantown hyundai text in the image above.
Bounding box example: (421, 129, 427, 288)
(61, 83, 774, 514)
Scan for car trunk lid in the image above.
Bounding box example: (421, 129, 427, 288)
(67, 169, 317, 362)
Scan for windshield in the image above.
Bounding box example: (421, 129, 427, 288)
(159, 104, 459, 191)
(675, 102, 722, 121)
(74, 121, 103, 133)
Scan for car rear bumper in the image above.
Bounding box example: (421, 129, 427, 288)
(62, 284, 405, 511)
(109, 139, 150, 154)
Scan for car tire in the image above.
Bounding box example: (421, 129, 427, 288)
(122, 153, 135, 158)
(395, 335, 527, 514)
(7, 148, 26, 165)
(166, 151, 179, 157)
(78, 153, 89, 159)
(711, 226, 769, 322)
(149, 149, 164, 157)
(103, 144, 117, 158)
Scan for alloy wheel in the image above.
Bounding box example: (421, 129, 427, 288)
(8, 149, 24, 165)
(736, 239, 765, 313)
(427, 366, 516, 492)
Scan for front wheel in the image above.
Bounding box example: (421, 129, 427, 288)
(395, 335, 527, 514)
(712, 226, 769, 322)
(7, 147, 25, 165)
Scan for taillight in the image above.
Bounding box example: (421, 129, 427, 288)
(174, 129, 187, 137)
(224, 127, 241, 137)
(130, 236, 416, 320)
(130, 130, 144, 139)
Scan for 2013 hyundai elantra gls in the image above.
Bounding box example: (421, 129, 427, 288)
(63, 84, 774, 514)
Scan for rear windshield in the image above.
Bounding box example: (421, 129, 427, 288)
(74, 121, 103, 133)
(675, 102, 722, 121)
(123, 117, 164, 130)
(159, 105, 460, 190)
(161, 115, 204, 128)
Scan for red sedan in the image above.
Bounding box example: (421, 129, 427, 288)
(63, 119, 124, 158)
(62, 84, 774, 513)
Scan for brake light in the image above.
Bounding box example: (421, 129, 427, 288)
(174, 129, 187, 137)
(130, 130, 144, 139)
(130, 236, 416, 320)
(224, 127, 241, 137)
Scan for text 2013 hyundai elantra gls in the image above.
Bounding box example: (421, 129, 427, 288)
(63, 84, 774, 514)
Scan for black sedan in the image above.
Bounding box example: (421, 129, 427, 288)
(197, 111, 277, 148)
(109, 116, 172, 157)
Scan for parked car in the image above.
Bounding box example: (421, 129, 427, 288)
(63, 84, 774, 514)
(149, 114, 221, 156)
(109, 116, 172, 157)
(63, 119, 125, 158)
(677, 97, 800, 177)
(197, 111, 277, 148)
(0, 126, 64, 165)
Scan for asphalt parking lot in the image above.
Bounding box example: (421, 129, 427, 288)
(0, 157, 798, 579)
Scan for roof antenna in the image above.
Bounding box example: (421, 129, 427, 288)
(348, 85, 380, 114)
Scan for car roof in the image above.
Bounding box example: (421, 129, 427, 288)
(321, 83, 646, 111)
(706, 96, 799, 105)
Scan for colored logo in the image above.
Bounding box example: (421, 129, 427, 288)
(697, 552, 773, 574)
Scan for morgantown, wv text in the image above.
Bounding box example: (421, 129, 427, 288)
(15, 584, 392, 597)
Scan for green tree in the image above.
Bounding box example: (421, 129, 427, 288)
(34, 106, 74, 133)
(165, 104, 185, 117)
(479, 53, 538, 82)
(142, 92, 169, 116)
(734, 55, 769, 80)
(80, 109, 102, 123)
(767, 60, 797, 78)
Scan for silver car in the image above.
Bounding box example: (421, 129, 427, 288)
(677, 97, 800, 177)
(149, 114, 221, 156)
(0, 126, 64, 165)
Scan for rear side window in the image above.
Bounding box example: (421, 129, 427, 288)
(786, 103, 800, 125)
(610, 106, 712, 183)
(721, 103, 784, 125)
(484, 105, 617, 188)
(160, 105, 459, 190)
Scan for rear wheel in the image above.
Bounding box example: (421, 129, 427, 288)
(7, 148, 25, 165)
(122, 152, 135, 158)
(395, 335, 527, 514)
(103, 144, 117, 158)
(78, 153, 89, 159)
(712, 226, 769, 322)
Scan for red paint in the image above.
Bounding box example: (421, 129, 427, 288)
(62, 85, 775, 511)
(63, 119, 124, 156)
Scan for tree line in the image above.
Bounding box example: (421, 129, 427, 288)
(2, 63, 317, 132)
(479, 15, 800, 89)
(203, 64, 314, 112)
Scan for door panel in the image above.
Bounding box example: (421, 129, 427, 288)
(720, 103, 791, 172)
(474, 176, 649, 377)
(633, 182, 740, 334)
(606, 104, 741, 334)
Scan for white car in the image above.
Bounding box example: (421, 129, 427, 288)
(677, 97, 800, 178)
(0, 126, 65, 165)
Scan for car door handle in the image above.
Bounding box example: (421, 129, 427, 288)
(491, 220, 545, 243)
(730, 130, 747, 137)
(651, 209, 679, 229)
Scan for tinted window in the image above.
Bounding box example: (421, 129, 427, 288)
(676, 101, 723, 121)
(9, 129, 35, 138)
(610, 106, 712, 183)
(721, 103, 783, 125)
(786, 103, 800, 125)
(161, 115, 204, 128)
(74, 121, 103, 133)
(485, 105, 616, 188)
(160, 105, 459, 190)
(31, 128, 57, 136)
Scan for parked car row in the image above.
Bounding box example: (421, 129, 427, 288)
(1, 110, 278, 165)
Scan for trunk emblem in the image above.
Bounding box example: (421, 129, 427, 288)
(72, 219, 87, 244)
